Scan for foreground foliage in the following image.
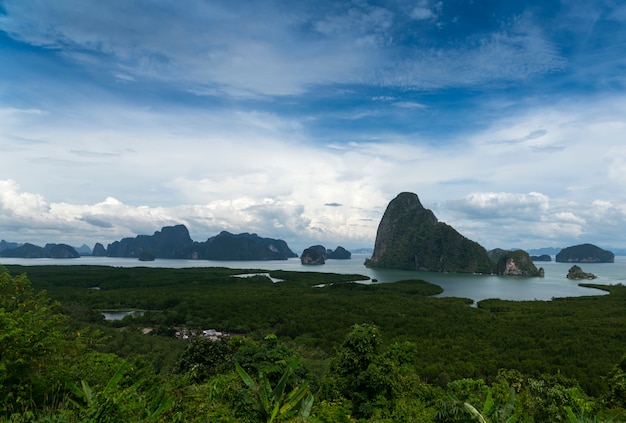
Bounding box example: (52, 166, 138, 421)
(2, 264, 626, 421)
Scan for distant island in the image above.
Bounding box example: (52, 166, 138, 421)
(556, 243, 614, 263)
(0, 242, 79, 259)
(566, 265, 597, 280)
(107, 225, 298, 261)
(0, 225, 298, 261)
(300, 245, 351, 265)
(530, 254, 552, 262)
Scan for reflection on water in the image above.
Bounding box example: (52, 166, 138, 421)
(3, 254, 625, 303)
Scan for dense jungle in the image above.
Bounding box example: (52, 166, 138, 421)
(2, 263, 626, 422)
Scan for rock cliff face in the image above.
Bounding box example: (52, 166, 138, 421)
(495, 250, 543, 277)
(556, 243, 614, 263)
(365, 192, 494, 273)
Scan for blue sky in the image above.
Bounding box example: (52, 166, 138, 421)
(1, 0, 626, 253)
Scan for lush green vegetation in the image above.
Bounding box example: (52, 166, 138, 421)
(2, 263, 626, 422)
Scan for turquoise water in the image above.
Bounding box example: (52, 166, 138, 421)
(3, 254, 624, 303)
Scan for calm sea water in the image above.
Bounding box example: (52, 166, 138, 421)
(3, 254, 625, 303)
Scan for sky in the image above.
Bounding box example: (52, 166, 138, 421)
(1, 0, 626, 254)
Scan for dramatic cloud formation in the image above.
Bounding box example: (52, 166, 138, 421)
(1, 1, 626, 252)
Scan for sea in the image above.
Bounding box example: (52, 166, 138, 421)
(2, 254, 626, 304)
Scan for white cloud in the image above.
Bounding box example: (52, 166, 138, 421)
(410, 7, 434, 21)
(0, 180, 49, 215)
(555, 211, 586, 225)
(5, 90, 626, 251)
(393, 101, 427, 109)
(1, 2, 626, 253)
(445, 192, 550, 220)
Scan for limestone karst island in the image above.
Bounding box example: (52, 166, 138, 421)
(365, 192, 543, 276)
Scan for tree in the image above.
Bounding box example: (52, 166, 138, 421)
(606, 354, 626, 409)
(234, 334, 310, 389)
(0, 269, 68, 413)
(174, 336, 242, 383)
(323, 323, 393, 418)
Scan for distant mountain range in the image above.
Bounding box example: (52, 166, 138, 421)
(106, 225, 298, 261)
(0, 242, 80, 259)
(0, 225, 299, 261)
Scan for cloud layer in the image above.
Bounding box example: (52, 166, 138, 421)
(1, 1, 626, 252)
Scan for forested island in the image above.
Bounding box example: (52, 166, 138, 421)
(556, 243, 615, 263)
(3, 263, 626, 422)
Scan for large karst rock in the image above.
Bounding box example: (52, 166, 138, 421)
(365, 192, 495, 273)
(200, 231, 297, 260)
(300, 245, 327, 265)
(327, 246, 351, 259)
(566, 265, 597, 280)
(45, 243, 81, 258)
(107, 224, 195, 259)
(92, 243, 107, 256)
(300, 245, 352, 264)
(556, 243, 614, 263)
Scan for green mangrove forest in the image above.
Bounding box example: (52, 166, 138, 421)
(2, 263, 626, 422)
